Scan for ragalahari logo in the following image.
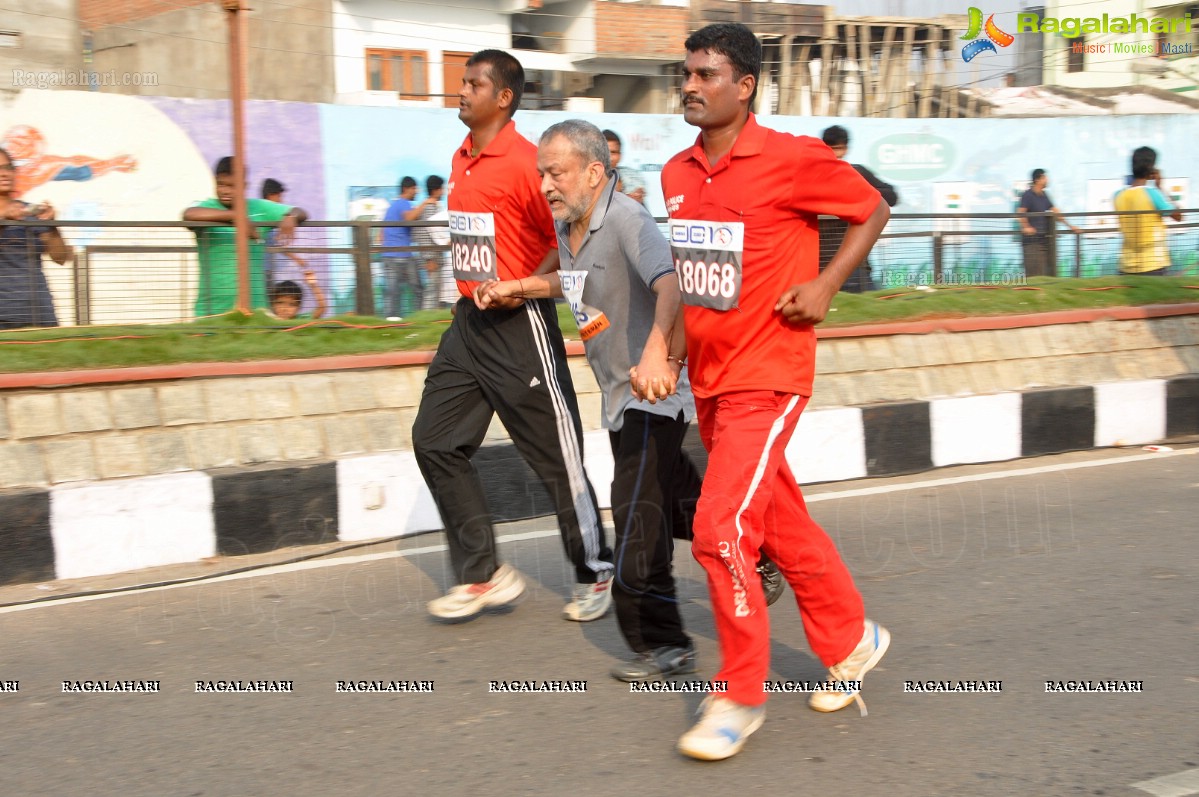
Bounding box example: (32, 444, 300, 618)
(961, 7, 1014, 61)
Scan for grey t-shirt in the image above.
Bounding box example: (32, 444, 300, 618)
(556, 177, 694, 432)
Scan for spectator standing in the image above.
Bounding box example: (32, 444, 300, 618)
(0, 145, 71, 329)
(818, 125, 898, 292)
(260, 177, 310, 291)
(183, 157, 307, 317)
(602, 129, 647, 205)
(381, 176, 420, 317)
(1017, 168, 1080, 278)
(1113, 147, 1182, 276)
(411, 175, 447, 310)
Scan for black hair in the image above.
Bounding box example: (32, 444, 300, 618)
(261, 178, 284, 198)
(400, 176, 418, 190)
(821, 125, 849, 148)
(426, 174, 445, 193)
(1131, 146, 1157, 180)
(465, 49, 525, 116)
(1030, 168, 1046, 184)
(214, 156, 240, 178)
(684, 23, 762, 105)
(270, 280, 303, 302)
(601, 129, 621, 147)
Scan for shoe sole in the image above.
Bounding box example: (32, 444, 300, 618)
(561, 587, 613, 622)
(562, 607, 611, 622)
(609, 655, 697, 683)
(809, 624, 891, 713)
(427, 579, 527, 622)
(677, 712, 766, 761)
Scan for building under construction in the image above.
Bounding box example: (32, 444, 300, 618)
(686, 2, 981, 118)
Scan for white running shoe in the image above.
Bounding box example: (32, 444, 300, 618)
(562, 574, 613, 622)
(808, 619, 891, 715)
(427, 564, 526, 620)
(677, 696, 766, 761)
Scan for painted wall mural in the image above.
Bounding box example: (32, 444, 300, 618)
(0, 90, 211, 324)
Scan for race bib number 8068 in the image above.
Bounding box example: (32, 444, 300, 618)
(668, 220, 743, 311)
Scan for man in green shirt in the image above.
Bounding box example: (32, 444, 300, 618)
(183, 157, 308, 316)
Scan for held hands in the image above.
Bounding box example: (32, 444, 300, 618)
(775, 279, 837, 325)
(473, 279, 526, 310)
(628, 357, 681, 404)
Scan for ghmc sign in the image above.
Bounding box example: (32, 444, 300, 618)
(868, 133, 955, 181)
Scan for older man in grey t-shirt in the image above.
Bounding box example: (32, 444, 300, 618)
(477, 120, 783, 682)
(476, 119, 701, 682)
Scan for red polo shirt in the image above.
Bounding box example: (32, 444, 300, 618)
(449, 119, 556, 298)
(661, 114, 881, 399)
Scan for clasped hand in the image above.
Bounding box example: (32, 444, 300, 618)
(473, 279, 525, 310)
(629, 358, 681, 404)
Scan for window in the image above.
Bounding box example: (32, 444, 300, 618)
(442, 51, 471, 109)
(1156, 4, 1199, 51)
(1066, 34, 1085, 73)
(365, 49, 428, 100)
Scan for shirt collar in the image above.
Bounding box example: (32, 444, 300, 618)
(457, 118, 519, 160)
(589, 172, 620, 232)
(682, 112, 768, 169)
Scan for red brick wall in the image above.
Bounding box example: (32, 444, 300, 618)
(595, 2, 687, 58)
(79, 0, 213, 29)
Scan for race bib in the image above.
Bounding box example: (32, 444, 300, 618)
(448, 211, 497, 281)
(559, 270, 610, 341)
(668, 220, 743, 311)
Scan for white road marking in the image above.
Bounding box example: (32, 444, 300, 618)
(1, 448, 1194, 615)
(804, 447, 1197, 503)
(1132, 768, 1199, 797)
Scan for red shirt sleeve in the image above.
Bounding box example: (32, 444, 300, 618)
(788, 136, 881, 225)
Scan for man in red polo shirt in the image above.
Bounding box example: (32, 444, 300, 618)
(413, 49, 614, 623)
(661, 23, 892, 761)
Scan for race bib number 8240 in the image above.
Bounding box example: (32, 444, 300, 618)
(449, 211, 497, 280)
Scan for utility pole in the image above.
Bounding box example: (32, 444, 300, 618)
(221, 0, 252, 313)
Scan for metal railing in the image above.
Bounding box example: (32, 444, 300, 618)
(1, 210, 1195, 330)
(0, 219, 452, 327)
(846, 209, 1199, 288)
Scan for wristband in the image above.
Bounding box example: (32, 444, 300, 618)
(667, 355, 686, 366)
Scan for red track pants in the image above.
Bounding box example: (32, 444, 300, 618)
(693, 391, 865, 706)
